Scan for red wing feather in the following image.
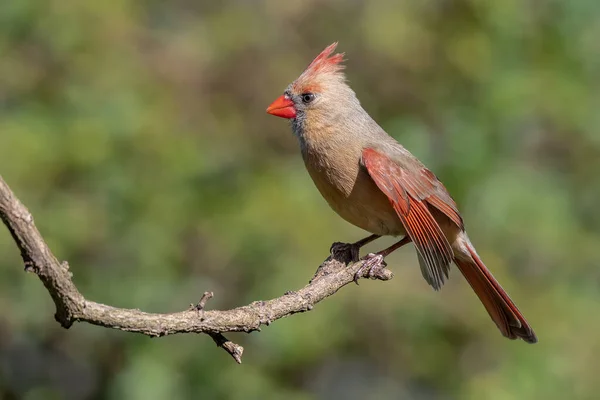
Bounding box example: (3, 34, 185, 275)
(427, 194, 463, 228)
(418, 168, 463, 228)
(362, 148, 456, 289)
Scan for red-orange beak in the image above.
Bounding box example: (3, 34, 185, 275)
(266, 95, 296, 119)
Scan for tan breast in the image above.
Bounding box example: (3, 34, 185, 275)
(302, 144, 406, 237)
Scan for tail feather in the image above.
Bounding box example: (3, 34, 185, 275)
(454, 240, 537, 344)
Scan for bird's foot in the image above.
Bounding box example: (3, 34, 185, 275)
(329, 242, 361, 263)
(329, 234, 381, 264)
(349, 244, 361, 263)
(353, 253, 387, 284)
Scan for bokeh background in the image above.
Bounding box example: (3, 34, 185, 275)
(1, 0, 599, 399)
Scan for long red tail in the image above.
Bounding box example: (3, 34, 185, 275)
(454, 241, 537, 343)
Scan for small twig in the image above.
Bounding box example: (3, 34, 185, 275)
(193, 291, 215, 315)
(209, 333, 244, 364)
(190, 291, 244, 363)
(0, 174, 394, 363)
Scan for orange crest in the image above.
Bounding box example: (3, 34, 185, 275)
(292, 42, 345, 92)
(305, 42, 345, 75)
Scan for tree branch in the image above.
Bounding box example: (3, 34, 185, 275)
(0, 175, 393, 363)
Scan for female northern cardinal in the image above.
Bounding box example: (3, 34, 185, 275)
(266, 43, 537, 343)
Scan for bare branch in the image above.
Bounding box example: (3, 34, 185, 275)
(0, 175, 393, 363)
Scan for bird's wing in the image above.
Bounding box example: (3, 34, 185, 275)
(361, 147, 463, 290)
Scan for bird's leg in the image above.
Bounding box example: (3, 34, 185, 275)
(329, 234, 381, 263)
(377, 236, 413, 258)
(348, 234, 381, 262)
(354, 236, 412, 283)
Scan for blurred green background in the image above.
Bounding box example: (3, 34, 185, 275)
(1, 0, 599, 399)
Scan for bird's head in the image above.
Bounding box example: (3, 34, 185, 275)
(266, 43, 352, 123)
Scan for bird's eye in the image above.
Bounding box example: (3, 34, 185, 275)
(301, 93, 315, 104)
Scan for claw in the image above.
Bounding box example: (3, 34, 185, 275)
(353, 253, 387, 284)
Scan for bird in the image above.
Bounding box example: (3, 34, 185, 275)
(265, 42, 537, 343)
